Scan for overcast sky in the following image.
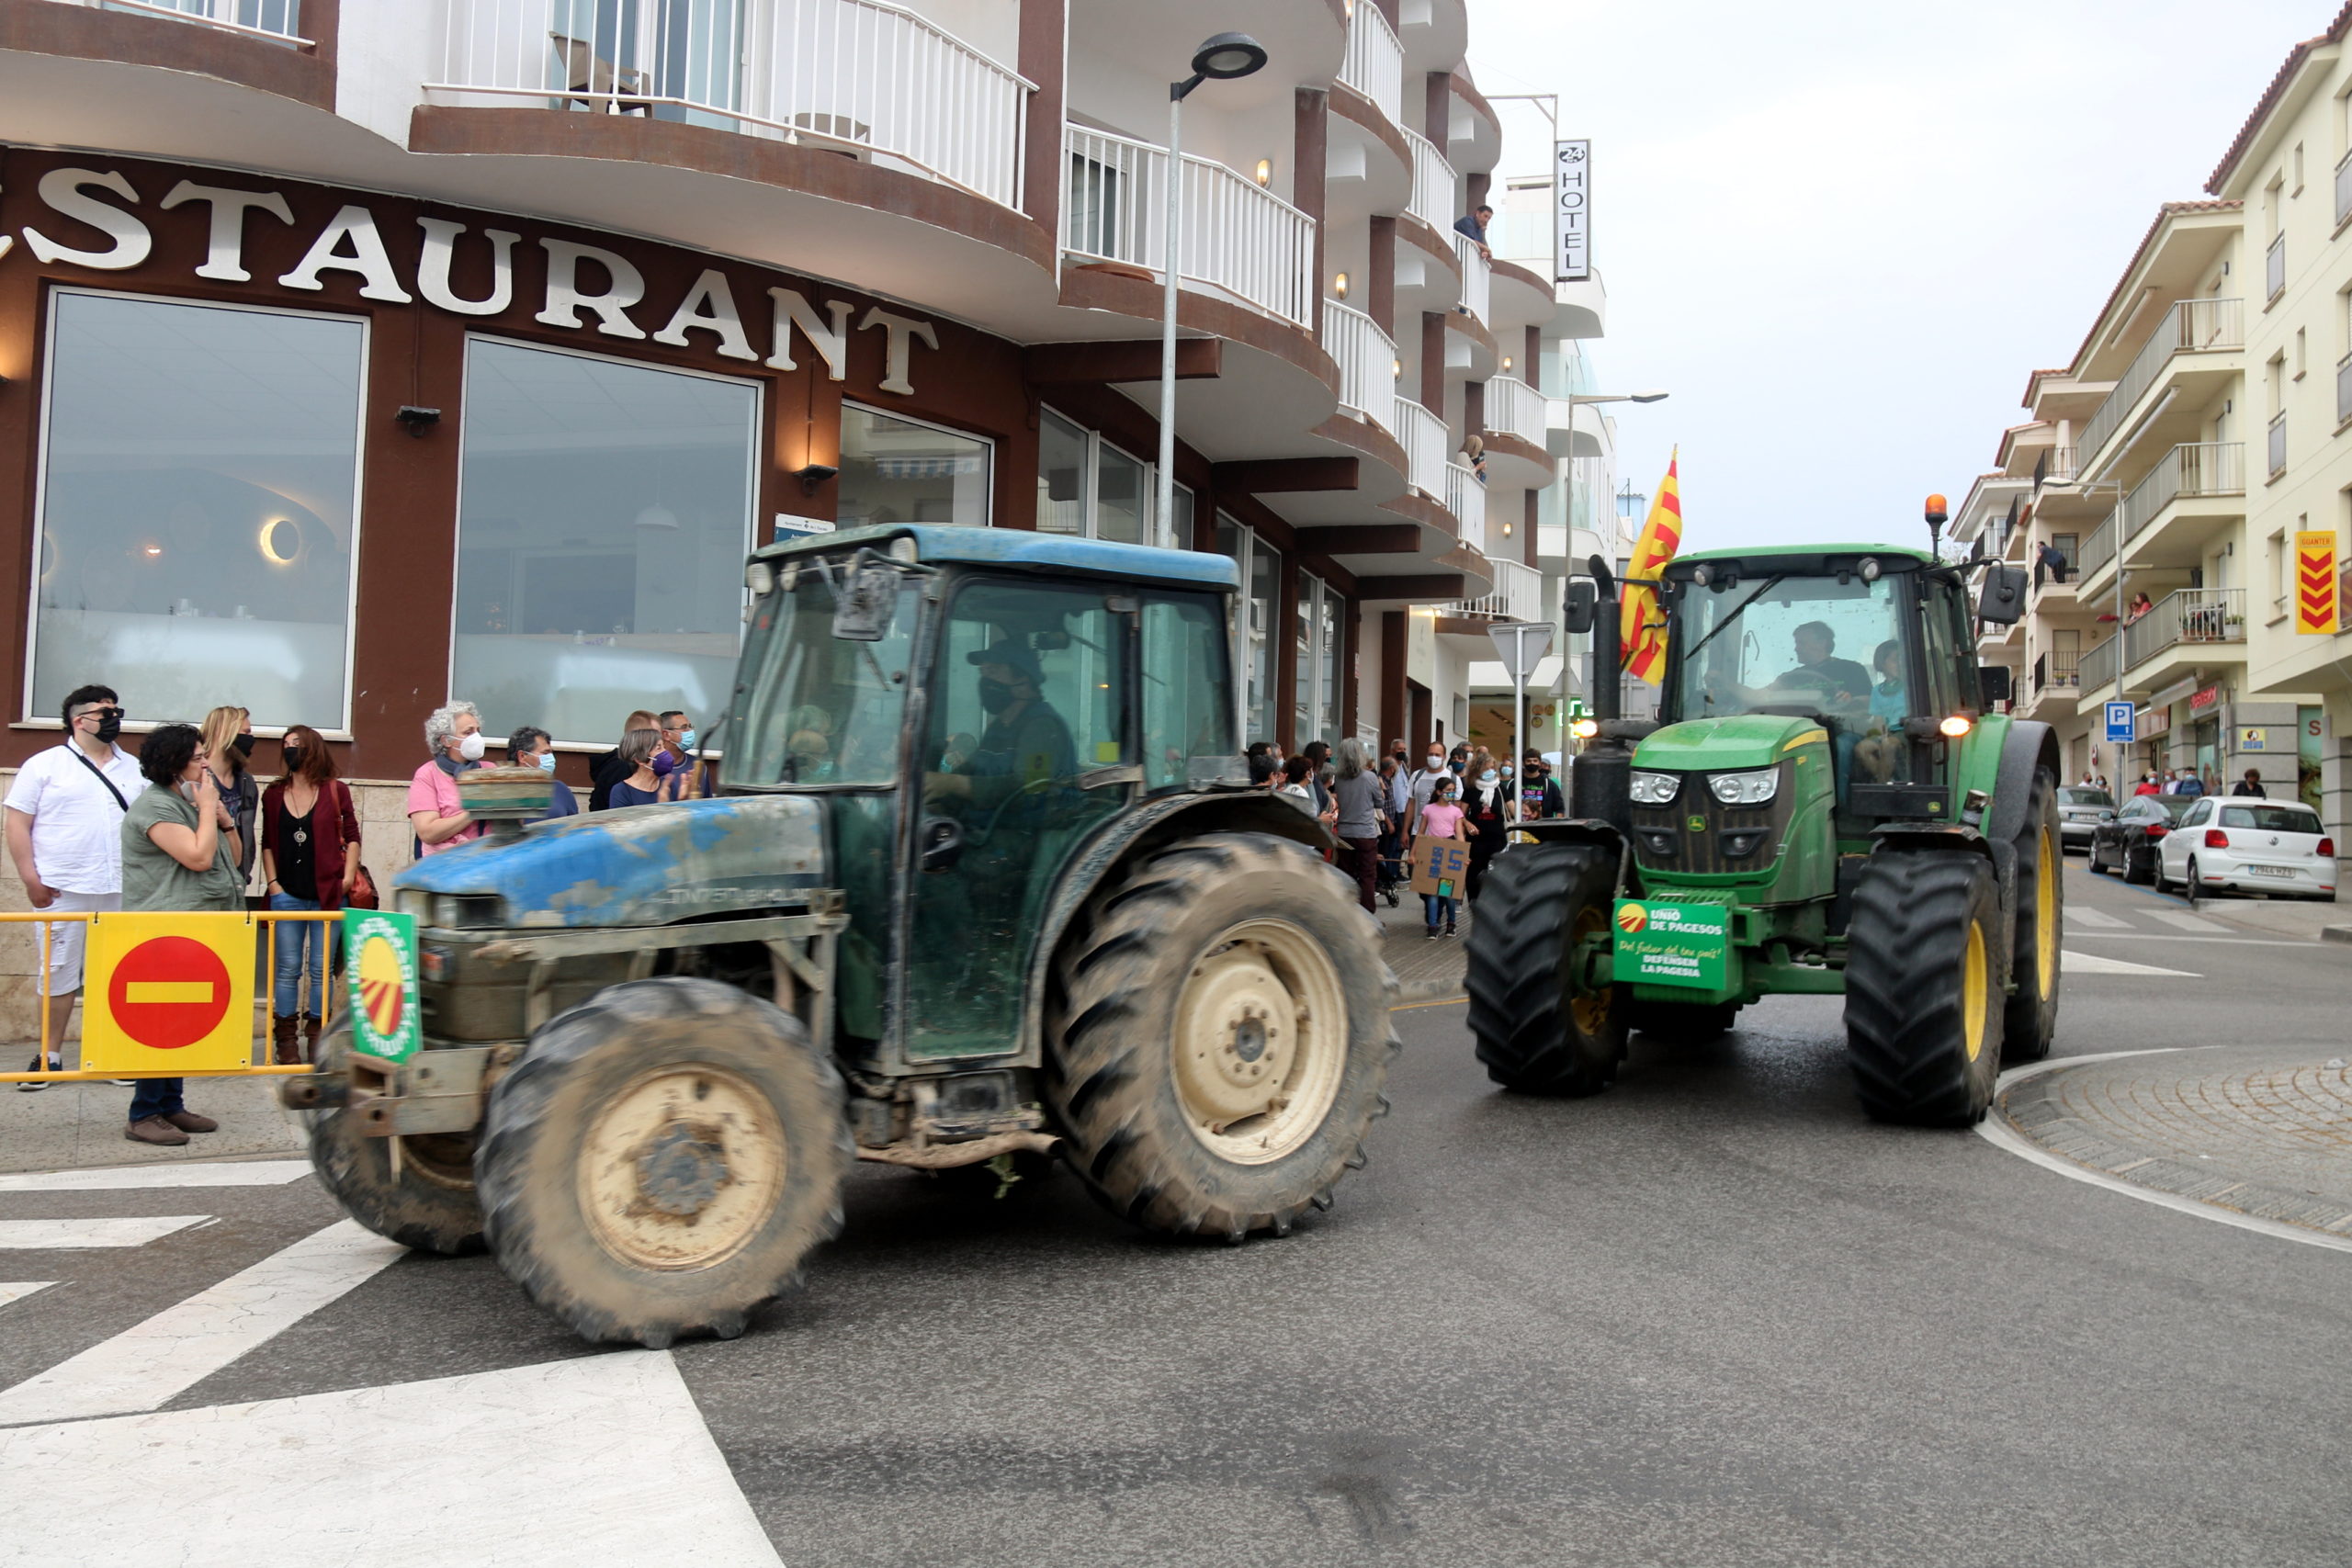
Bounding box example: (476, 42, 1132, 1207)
(1469, 0, 2332, 553)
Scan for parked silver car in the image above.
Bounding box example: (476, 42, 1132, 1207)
(2056, 785, 2114, 852)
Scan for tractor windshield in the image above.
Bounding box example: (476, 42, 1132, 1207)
(1671, 570, 1911, 730)
(731, 560, 919, 786)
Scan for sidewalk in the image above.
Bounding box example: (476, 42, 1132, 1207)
(1, 1076, 305, 1174)
(1374, 882, 1471, 1001)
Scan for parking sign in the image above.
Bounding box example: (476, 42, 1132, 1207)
(2104, 701, 2134, 743)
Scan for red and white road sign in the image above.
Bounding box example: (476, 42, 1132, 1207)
(81, 913, 255, 1075)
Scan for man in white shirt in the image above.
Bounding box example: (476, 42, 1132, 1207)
(6, 684, 144, 1087)
(1405, 742, 1453, 834)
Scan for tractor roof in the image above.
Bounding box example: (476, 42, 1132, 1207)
(1674, 542, 1934, 566)
(753, 524, 1239, 590)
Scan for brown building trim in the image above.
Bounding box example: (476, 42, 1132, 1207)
(1451, 70, 1502, 148)
(1367, 217, 1396, 339)
(1295, 87, 1328, 345)
(1396, 216, 1464, 287)
(1310, 412, 1409, 487)
(1525, 325, 1541, 378)
(1340, 596, 1360, 739)
(1295, 524, 1420, 555)
(1357, 573, 1464, 601)
(408, 107, 1057, 276)
(1379, 609, 1407, 748)
(1423, 71, 1450, 149)
(1213, 457, 1358, 495)
(1328, 83, 1412, 175)
(1464, 380, 1484, 443)
(1024, 339, 1221, 383)
(1465, 171, 1489, 212)
(1019, 0, 1067, 241)
(0, 0, 339, 111)
(1445, 308, 1498, 360)
(1381, 490, 1457, 546)
(1491, 256, 1550, 299)
(1523, 490, 1539, 570)
(1418, 312, 1444, 416)
(1057, 268, 1337, 401)
(1484, 431, 1546, 472)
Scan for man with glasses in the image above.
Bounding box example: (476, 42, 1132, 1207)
(5, 685, 145, 1088)
(655, 710, 704, 800)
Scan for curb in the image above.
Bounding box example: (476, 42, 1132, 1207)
(2324, 926, 2352, 945)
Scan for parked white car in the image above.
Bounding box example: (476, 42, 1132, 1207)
(2154, 797, 2337, 901)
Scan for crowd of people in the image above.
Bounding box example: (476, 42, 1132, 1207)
(2121, 764, 2264, 798)
(1246, 734, 1567, 937)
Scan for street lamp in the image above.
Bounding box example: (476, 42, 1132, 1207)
(1557, 390, 1668, 727)
(1155, 33, 1268, 547)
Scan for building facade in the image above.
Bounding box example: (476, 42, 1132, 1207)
(0, 0, 1610, 840)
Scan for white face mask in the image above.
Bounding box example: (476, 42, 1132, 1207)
(458, 731, 487, 761)
(1426, 756, 1443, 770)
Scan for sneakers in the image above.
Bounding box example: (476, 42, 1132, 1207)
(1426, 927, 1442, 940)
(1444, 923, 1457, 937)
(163, 1110, 218, 1134)
(17, 1053, 57, 1092)
(125, 1115, 189, 1146)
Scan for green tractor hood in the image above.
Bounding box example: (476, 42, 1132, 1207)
(1633, 713, 1827, 773)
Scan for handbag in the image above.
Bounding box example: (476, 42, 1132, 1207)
(345, 863, 379, 910)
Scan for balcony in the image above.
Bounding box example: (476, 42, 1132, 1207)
(1338, 0, 1403, 127)
(2122, 441, 2242, 538)
(2075, 297, 2242, 468)
(1453, 231, 1490, 325)
(429, 0, 1032, 209)
(45, 0, 309, 44)
(1485, 375, 1546, 448)
(1402, 125, 1455, 235)
(2122, 587, 2245, 674)
(2267, 233, 2285, 304)
(1394, 396, 1447, 499)
(1442, 558, 1542, 622)
(1444, 461, 1487, 551)
(1062, 125, 1315, 329)
(2268, 411, 2286, 477)
(1323, 299, 1397, 436)
(2077, 443, 2243, 594)
(2079, 633, 2119, 695)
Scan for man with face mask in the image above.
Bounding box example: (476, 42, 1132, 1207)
(6, 683, 144, 1087)
(1406, 741, 1453, 835)
(928, 640, 1075, 814)
(408, 699, 490, 857)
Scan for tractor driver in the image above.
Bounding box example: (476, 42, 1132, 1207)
(925, 639, 1076, 814)
(1713, 620, 1873, 717)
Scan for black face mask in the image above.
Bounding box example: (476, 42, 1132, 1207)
(232, 733, 256, 757)
(978, 677, 1018, 715)
(282, 747, 307, 774)
(93, 713, 121, 744)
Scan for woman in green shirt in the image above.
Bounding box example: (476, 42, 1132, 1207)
(119, 723, 243, 1146)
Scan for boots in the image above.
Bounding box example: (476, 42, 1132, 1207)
(272, 1013, 300, 1066)
(300, 1014, 322, 1063)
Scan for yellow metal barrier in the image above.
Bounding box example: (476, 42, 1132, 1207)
(0, 909, 341, 1083)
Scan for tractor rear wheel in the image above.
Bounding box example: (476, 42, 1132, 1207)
(1625, 1000, 1740, 1043)
(1464, 843, 1627, 1095)
(306, 1022, 484, 1256)
(1844, 850, 2003, 1126)
(1045, 832, 1396, 1241)
(474, 978, 850, 1347)
(2002, 769, 2063, 1065)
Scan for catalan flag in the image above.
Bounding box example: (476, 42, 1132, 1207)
(1620, 450, 1680, 684)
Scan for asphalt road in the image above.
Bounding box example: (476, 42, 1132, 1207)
(1, 860, 2346, 1566)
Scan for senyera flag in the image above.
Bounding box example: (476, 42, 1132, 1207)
(1620, 450, 1681, 684)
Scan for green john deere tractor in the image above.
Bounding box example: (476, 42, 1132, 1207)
(1465, 533, 2058, 1125)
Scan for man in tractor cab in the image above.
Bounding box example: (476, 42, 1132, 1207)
(928, 639, 1077, 812)
(1711, 621, 1873, 717)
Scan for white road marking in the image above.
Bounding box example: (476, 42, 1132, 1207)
(2147, 909, 2231, 933)
(1978, 1050, 2352, 1256)
(0, 1283, 56, 1309)
(2062, 951, 2199, 977)
(0, 1220, 402, 1427)
(0, 1160, 313, 1192)
(2050, 932, 2323, 947)
(2064, 906, 2132, 929)
(0, 1352, 785, 1567)
(0, 1216, 209, 1249)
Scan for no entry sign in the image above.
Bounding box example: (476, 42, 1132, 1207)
(81, 912, 256, 1075)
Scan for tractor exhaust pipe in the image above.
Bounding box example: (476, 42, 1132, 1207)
(1572, 555, 1632, 832)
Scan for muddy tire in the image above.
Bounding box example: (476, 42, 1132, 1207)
(1844, 850, 2003, 1126)
(306, 1022, 484, 1256)
(2002, 770, 2063, 1066)
(474, 978, 850, 1347)
(1045, 832, 1396, 1241)
(1464, 843, 1627, 1095)
(1625, 999, 1739, 1043)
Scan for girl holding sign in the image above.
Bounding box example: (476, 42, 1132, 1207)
(1413, 776, 1472, 939)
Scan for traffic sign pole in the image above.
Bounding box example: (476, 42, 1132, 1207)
(1488, 621, 1555, 824)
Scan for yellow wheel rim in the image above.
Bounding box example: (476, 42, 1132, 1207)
(578, 1065, 786, 1271)
(1172, 919, 1349, 1166)
(1961, 921, 1988, 1063)
(1568, 906, 1612, 1036)
(2035, 825, 2057, 996)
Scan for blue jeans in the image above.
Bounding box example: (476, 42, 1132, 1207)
(270, 893, 334, 1015)
(129, 1077, 184, 1123)
(1423, 894, 1459, 931)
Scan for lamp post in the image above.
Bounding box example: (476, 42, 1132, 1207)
(1155, 33, 1267, 547)
(1556, 389, 1668, 731)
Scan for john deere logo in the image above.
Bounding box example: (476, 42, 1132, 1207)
(1616, 904, 1649, 933)
(1685, 815, 1706, 833)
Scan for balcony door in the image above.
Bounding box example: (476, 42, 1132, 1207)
(549, 0, 743, 126)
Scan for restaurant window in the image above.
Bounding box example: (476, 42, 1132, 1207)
(452, 337, 758, 744)
(1216, 513, 1283, 743)
(30, 290, 363, 729)
(1035, 408, 1175, 543)
(837, 404, 990, 528)
(1295, 573, 1342, 747)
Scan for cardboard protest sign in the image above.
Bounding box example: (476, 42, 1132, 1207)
(1410, 834, 1471, 898)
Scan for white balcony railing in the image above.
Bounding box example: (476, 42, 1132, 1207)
(1453, 231, 1490, 324)
(1402, 125, 1455, 234)
(1323, 299, 1396, 434)
(1444, 461, 1486, 551)
(2076, 297, 2243, 466)
(1443, 558, 1542, 622)
(2123, 588, 2245, 671)
(1062, 125, 1315, 329)
(1485, 375, 1545, 448)
(1338, 0, 1403, 127)
(428, 0, 1033, 209)
(2117, 442, 2244, 544)
(49, 0, 309, 42)
(1395, 396, 1447, 498)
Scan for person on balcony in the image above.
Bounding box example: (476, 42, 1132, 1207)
(2126, 591, 2154, 623)
(1453, 204, 1493, 262)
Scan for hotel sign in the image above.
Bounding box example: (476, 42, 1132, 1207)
(1554, 140, 1590, 283)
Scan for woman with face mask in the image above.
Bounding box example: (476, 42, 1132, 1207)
(608, 727, 685, 808)
(199, 705, 260, 889)
(261, 724, 364, 1064)
(408, 700, 491, 857)
(1462, 765, 1512, 905)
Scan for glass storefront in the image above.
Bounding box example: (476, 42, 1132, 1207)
(30, 291, 363, 730)
(2300, 704, 2324, 811)
(836, 403, 990, 528)
(1216, 514, 1283, 744)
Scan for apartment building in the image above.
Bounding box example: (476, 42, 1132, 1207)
(0, 0, 1605, 828)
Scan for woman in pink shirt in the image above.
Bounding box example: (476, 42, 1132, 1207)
(1412, 774, 1473, 938)
(408, 700, 489, 856)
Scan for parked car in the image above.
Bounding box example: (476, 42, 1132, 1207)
(2086, 794, 2191, 884)
(2154, 797, 2337, 901)
(2056, 785, 2114, 852)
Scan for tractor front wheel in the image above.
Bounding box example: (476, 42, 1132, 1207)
(1464, 843, 1628, 1094)
(1844, 850, 2003, 1126)
(306, 1022, 484, 1256)
(2001, 769, 2063, 1065)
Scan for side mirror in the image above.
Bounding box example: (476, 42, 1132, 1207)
(1975, 564, 2029, 625)
(1562, 579, 1598, 635)
(1976, 664, 2013, 707)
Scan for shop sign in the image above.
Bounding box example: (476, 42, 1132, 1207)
(2239, 728, 2272, 751)
(0, 165, 939, 393)
(2188, 685, 2222, 714)
(2295, 530, 2340, 635)
(2148, 677, 2200, 709)
(1611, 900, 1729, 990)
(2137, 705, 2170, 741)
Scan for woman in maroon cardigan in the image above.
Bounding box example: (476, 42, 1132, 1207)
(260, 725, 363, 1064)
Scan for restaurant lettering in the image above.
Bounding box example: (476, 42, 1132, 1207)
(0, 166, 935, 393)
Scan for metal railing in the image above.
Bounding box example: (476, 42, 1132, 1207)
(1062, 124, 1315, 329)
(1402, 125, 1455, 233)
(2032, 446, 2078, 486)
(2122, 587, 2244, 671)
(50, 0, 307, 44)
(2075, 513, 2116, 581)
(1395, 395, 1447, 497)
(2267, 232, 2286, 302)
(2079, 633, 2119, 695)
(2268, 412, 2287, 476)
(1444, 460, 1486, 551)
(428, 0, 1033, 209)
(1338, 0, 1403, 126)
(1442, 558, 1542, 622)
(2076, 297, 2243, 465)
(1485, 375, 1547, 447)
(2118, 441, 2244, 543)
(1322, 299, 1396, 434)
(1453, 231, 1490, 323)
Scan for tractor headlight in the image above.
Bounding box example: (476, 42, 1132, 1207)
(432, 894, 507, 931)
(1708, 768, 1780, 807)
(1629, 770, 1681, 806)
